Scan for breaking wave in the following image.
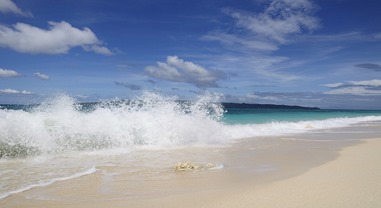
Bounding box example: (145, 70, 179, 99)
(0, 92, 226, 157)
(1, 92, 380, 158)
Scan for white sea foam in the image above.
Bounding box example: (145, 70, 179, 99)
(209, 163, 224, 170)
(0, 166, 96, 200)
(0, 92, 227, 155)
(226, 116, 381, 139)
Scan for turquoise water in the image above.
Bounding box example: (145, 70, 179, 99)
(223, 108, 381, 124)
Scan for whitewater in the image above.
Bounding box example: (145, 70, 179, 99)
(1, 92, 381, 200)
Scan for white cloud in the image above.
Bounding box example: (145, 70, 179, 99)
(0, 0, 32, 17)
(0, 68, 20, 77)
(207, 53, 300, 81)
(82, 45, 113, 56)
(145, 56, 226, 88)
(203, 0, 319, 54)
(224, 0, 319, 44)
(202, 32, 278, 51)
(0, 21, 113, 55)
(0, 88, 32, 94)
(322, 83, 343, 88)
(246, 92, 280, 101)
(324, 79, 381, 96)
(349, 79, 381, 87)
(33, 72, 50, 80)
(325, 86, 381, 96)
(305, 31, 365, 42)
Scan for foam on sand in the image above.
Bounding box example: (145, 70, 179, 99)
(0, 166, 96, 200)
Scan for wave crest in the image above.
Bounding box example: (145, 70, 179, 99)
(0, 92, 227, 157)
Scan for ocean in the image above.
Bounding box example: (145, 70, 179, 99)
(1, 92, 381, 200)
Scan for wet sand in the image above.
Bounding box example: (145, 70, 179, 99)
(1, 125, 381, 208)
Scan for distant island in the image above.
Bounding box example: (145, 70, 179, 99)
(222, 103, 320, 110)
(0, 102, 320, 111)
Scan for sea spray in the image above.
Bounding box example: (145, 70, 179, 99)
(0, 92, 227, 157)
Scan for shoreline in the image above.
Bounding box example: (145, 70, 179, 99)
(1, 125, 381, 207)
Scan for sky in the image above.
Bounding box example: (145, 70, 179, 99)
(0, 0, 381, 109)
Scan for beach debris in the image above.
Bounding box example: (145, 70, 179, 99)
(173, 162, 201, 171)
(173, 162, 222, 172)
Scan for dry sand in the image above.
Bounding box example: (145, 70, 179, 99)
(1, 138, 380, 208)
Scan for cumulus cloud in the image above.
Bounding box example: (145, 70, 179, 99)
(0, 68, 20, 77)
(114, 81, 142, 90)
(0, 21, 113, 55)
(145, 56, 227, 88)
(355, 63, 381, 72)
(0, 88, 32, 94)
(324, 79, 381, 96)
(0, 0, 32, 17)
(33, 72, 50, 80)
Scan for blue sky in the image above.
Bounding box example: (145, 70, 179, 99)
(1, 0, 381, 109)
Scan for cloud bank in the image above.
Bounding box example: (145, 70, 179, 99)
(145, 56, 226, 88)
(0, 21, 112, 55)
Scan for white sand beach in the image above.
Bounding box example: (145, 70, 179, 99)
(1, 130, 380, 208)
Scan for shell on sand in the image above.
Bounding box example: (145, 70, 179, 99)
(173, 162, 218, 171)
